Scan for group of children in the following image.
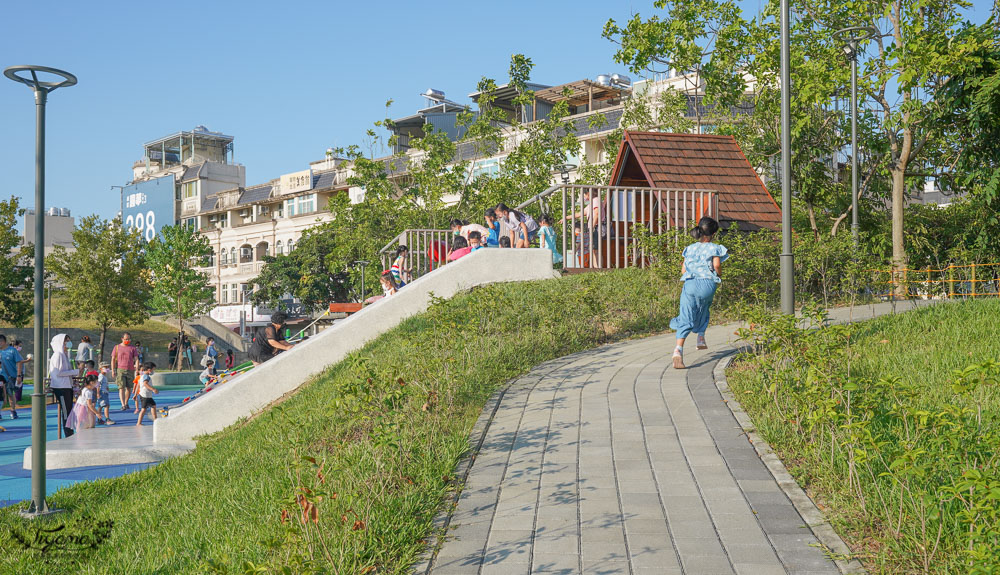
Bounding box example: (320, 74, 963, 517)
(65, 359, 161, 431)
(378, 204, 563, 297)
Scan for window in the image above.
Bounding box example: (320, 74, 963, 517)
(298, 194, 315, 214)
(287, 238, 295, 252)
(283, 194, 317, 217)
(276, 240, 284, 256)
(221, 249, 229, 265)
(221, 284, 229, 304)
(181, 181, 199, 199)
(229, 247, 236, 265)
(471, 158, 501, 180)
(183, 217, 199, 230)
(230, 284, 238, 304)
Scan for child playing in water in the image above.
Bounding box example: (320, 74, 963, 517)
(669, 217, 728, 369)
(65, 374, 101, 431)
(135, 362, 160, 426)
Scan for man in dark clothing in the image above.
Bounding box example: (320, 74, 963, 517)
(248, 312, 295, 366)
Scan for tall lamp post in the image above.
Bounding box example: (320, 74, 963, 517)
(779, 0, 794, 315)
(833, 26, 879, 244)
(353, 260, 370, 303)
(5, 65, 77, 518)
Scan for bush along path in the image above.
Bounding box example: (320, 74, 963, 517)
(0, 269, 685, 575)
(421, 301, 929, 575)
(728, 299, 1000, 574)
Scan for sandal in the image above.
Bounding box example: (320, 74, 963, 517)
(697, 334, 708, 350)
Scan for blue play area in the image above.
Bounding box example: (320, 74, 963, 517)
(0, 382, 204, 507)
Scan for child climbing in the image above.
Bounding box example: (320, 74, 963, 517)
(65, 374, 101, 431)
(538, 214, 563, 265)
(669, 217, 728, 369)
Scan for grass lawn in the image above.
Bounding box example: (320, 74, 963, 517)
(0, 268, 683, 574)
(0, 295, 200, 352)
(727, 299, 1000, 574)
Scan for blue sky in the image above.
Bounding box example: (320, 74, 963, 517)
(1, 1, 994, 228)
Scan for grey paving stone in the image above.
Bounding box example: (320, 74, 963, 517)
(531, 552, 581, 575)
(679, 552, 736, 574)
(427, 334, 843, 575)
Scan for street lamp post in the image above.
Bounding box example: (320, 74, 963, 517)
(779, 0, 794, 315)
(353, 260, 370, 303)
(5, 65, 77, 518)
(834, 26, 879, 245)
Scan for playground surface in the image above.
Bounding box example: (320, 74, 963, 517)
(0, 381, 203, 507)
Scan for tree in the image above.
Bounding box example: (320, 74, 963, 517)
(145, 224, 215, 370)
(604, 0, 985, 279)
(48, 216, 150, 360)
(251, 226, 351, 312)
(0, 196, 33, 327)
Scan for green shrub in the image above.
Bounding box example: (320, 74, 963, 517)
(728, 300, 1000, 573)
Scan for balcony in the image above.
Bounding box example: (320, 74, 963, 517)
(237, 262, 265, 275)
(181, 199, 199, 215)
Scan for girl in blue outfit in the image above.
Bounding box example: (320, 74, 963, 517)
(669, 217, 728, 369)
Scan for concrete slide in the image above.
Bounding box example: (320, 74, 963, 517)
(153, 248, 559, 444)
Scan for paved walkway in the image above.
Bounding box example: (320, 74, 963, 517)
(427, 302, 928, 574)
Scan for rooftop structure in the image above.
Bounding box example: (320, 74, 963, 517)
(139, 126, 235, 176)
(609, 131, 781, 231)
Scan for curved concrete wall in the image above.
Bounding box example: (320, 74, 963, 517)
(154, 249, 559, 443)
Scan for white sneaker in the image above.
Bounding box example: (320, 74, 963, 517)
(697, 334, 708, 350)
(672, 347, 686, 369)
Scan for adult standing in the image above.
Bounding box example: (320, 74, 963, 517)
(110, 332, 140, 411)
(168, 338, 178, 370)
(183, 335, 194, 369)
(205, 338, 219, 375)
(76, 336, 93, 375)
(0, 335, 24, 420)
(48, 334, 79, 437)
(248, 312, 295, 366)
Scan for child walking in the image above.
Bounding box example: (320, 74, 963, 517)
(135, 362, 160, 426)
(669, 217, 728, 369)
(97, 361, 115, 424)
(65, 374, 101, 432)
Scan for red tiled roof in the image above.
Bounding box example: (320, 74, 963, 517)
(610, 131, 781, 230)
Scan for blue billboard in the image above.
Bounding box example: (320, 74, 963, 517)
(122, 174, 175, 241)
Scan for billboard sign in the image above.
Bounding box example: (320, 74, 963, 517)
(279, 169, 313, 195)
(122, 174, 175, 241)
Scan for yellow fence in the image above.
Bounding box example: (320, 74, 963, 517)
(869, 263, 1000, 298)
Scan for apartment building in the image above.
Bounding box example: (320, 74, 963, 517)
(195, 167, 348, 325)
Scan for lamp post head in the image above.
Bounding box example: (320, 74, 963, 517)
(556, 163, 577, 185)
(832, 26, 881, 62)
(4, 65, 77, 94)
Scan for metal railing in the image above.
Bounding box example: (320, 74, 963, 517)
(378, 229, 454, 280)
(517, 184, 719, 271)
(869, 263, 1000, 299)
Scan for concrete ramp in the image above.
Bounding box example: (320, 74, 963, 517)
(153, 248, 558, 444)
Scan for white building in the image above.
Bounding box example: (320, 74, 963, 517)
(22, 208, 75, 257)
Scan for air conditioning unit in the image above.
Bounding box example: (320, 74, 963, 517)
(239, 209, 251, 218)
(272, 211, 282, 220)
(208, 215, 218, 222)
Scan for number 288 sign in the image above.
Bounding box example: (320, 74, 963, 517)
(121, 175, 174, 242)
(124, 210, 156, 242)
